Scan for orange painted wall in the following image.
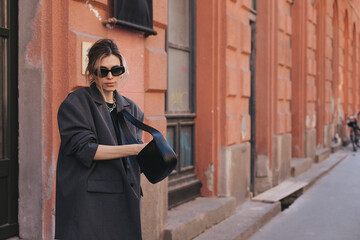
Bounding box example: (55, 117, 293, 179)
(256, 0, 360, 180)
(292, 0, 360, 152)
(306, 1, 317, 132)
(277, 0, 292, 135)
(328, 0, 360, 135)
(256, 0, 278, 166)
(38, 0, 168, 238)
(224, 0, 252, 145)
(196, 0, 252, 197)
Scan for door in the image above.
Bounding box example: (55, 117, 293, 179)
(0, 0, 19, 239)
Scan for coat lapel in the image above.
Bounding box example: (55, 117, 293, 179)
(89, 83, 118, 144)
(114, 90, 131, 113)
(114, 91, 136, 147)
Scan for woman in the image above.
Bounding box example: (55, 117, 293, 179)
(55, 39, 146, 240)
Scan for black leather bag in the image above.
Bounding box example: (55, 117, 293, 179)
(118, 110, 177, 184)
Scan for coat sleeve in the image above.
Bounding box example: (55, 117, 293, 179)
(58, 95, 98, 168)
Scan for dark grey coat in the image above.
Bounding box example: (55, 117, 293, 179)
(55, 83, 144, 240)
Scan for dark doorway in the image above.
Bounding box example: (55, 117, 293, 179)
(0, 0, 19, 239)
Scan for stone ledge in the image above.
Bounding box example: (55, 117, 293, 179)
(291, 157, 313, 177)
(193, 201, 281, 240)
(252, 180, 308, 203)
(164, 197, 236, 240)
(331, 142, 342, 153)
(315, 148, 331, 163)
(252, 150, 350, 204)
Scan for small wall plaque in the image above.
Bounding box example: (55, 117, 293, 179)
(82, 41, 94, 75)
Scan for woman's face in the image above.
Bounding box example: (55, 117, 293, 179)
(96, 54, 122, 96)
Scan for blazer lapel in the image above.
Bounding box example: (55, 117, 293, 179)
(114, 90, 131, 112)
(114, 91, 133, 144)
(89, 83, 118, 144)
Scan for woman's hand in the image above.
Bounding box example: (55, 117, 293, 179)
(136, 143, 148, 154)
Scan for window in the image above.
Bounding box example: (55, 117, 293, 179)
(166, 0, 201, 208)
(113, 0, 157, 36)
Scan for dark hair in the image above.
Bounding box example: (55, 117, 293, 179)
(85, 39, 128, 85)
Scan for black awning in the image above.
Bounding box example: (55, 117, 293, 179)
(114, 0, 157, 36)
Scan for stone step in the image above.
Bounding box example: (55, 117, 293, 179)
(252, 180, 308, 203)
(331, 142, 342, 153)
(193, 201, 281, 240)
(315, 148, 331, 163)
(291, 157, 313, 177)
(252, 150, 350, 204)
(164, 197, 236, 240)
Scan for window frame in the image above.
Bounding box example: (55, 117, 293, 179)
(166, 0, 197, 175)
(166, 0, 200, 209)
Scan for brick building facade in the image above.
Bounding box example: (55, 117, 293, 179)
(1, 0, 360, 239)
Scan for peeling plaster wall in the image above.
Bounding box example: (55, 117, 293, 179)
(18, 0, 43, 239)
(205, 163, 215, 192)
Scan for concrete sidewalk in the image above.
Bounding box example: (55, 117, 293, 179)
(249, 148, 360, 240)
(192, 148, 352, 240)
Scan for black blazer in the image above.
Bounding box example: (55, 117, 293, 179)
(55, 84, 144, 240)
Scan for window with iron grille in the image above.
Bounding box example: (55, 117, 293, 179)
(113, 0, 156, 36)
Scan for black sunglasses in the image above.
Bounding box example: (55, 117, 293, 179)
(95, 66, 125, 78)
